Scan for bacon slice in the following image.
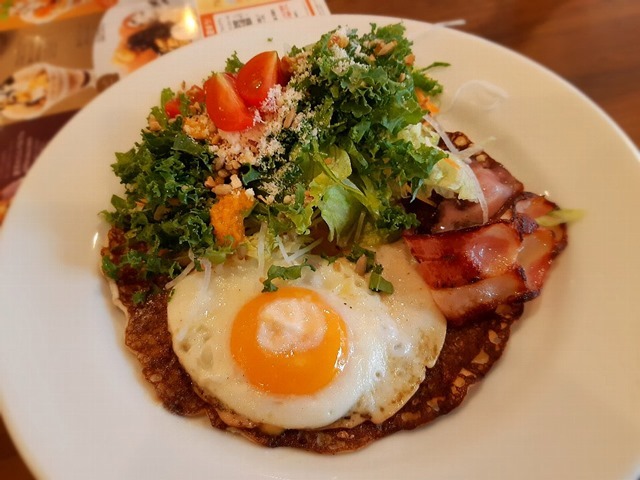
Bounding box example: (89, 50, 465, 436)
(512, 193, 567, 291)
(406, 131, 567, 325)
(405, 193, 566, 326)
(429, 271, 531, 324)
(432, 132, 524, 232)
(409, 222, 521, 289)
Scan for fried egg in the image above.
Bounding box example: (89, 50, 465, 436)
(167, 241, 446, 430)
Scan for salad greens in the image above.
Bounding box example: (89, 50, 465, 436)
(102, 23, 470, 288)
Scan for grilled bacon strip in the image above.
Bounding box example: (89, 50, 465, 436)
(433, 132, 524, 232)
(406, 194, 566, 325)
(408, 221, 521, 289)
(407, 128, 568, 326)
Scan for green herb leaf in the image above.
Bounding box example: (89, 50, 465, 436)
(262, 261, 316, 292)
(369, 264, 394, 293)
(346, 245, 376, 272)
(101, 255, 119, 280)
(242, 165, 262, 184)
(132, 290, 148, 305)
(225, 52, 244, 73)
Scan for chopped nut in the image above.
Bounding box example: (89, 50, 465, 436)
(354, 255, 368, 276)
(229, 174, 242, 189)
(426, 397, 443, 412)
(283, 109, 296, 128)
(400, 411, 420, 422)
(204, 176, 216, 188)
(454, 135, 469, 148)
(147, 114, 161, 132)
(212, 184, 233, 196)
(472, 350, 490, 365)
(209, 132, 221, 145)
(260, 194, 275, 205)
(374, 40, 397, 56)
(236, 244, 248, 259)
(214, 156, 225, 171)
(328, 32, 349, 48)
(280, 56, 295, 75)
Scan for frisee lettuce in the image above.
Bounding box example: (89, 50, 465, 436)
(102, 23, 449, 291)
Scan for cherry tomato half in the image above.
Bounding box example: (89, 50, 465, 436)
(236, 51, 285, 109)
(186, 85, 205, 103)
(204, 73, 256, 132)
(164, 97, 181, 118)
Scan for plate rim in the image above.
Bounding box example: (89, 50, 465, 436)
(1, 13, 639, 480)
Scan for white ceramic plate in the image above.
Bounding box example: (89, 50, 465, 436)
(1, 15, 639, 480)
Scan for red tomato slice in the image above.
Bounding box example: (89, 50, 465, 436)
(236, 51, 285, 109)
(164, 97, 181, 118)
(186, 85, 205, 103)
(204, 73, 256, 132)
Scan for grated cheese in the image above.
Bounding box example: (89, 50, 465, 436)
(206, 81, 305, 192)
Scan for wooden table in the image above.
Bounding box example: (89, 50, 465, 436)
(327, 0, 640, 147)
(1, 1, 638, 478)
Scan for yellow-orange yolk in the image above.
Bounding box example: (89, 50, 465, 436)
(230, 286, 349, 395)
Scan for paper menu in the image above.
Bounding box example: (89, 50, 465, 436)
(92, 0, 327, 78)
(197, 0, 327, 36)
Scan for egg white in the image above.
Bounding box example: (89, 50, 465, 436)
(167, 241, 446, 430)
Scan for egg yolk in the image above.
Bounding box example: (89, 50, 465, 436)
(231, 286, 349, 395)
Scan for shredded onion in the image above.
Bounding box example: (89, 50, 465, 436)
(447, 155, 489, 224)
(422, 113, 461, 157)
(257, 222, 267, 274)
(199, 258, 212, 294)
(457, 142, 488, 161)
(472, 172, 489, 224)
(164, 260, 195, 290)
(353, 211, 366, 244)
(288, 238, 322, 264)
(276, 236, 292, 265)
(422, 112, 491, 222)
(442, 80, 509, 114)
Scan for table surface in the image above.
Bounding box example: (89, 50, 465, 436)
(1, 0, 638, 478)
